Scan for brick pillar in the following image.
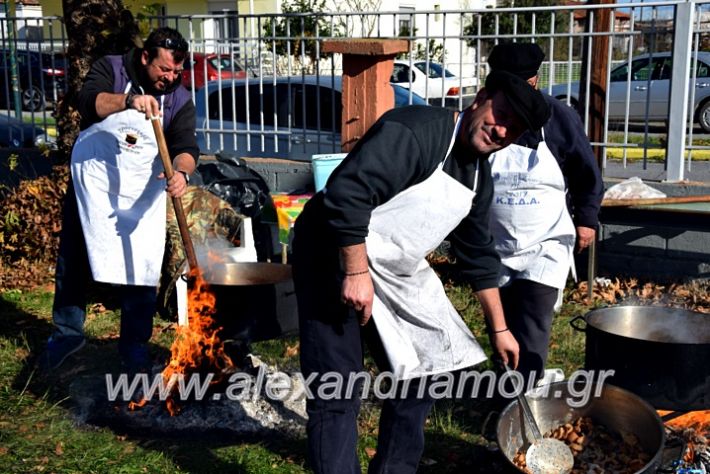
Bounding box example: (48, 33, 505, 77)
(322, 39, 409, 152)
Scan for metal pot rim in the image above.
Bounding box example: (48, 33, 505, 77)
(583, 305, 710, 345)
(496, 381, 665, 474)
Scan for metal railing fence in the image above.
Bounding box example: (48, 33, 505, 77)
(1, 1, 709, 180)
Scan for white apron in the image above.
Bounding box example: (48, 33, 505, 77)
(365, 116, 487, 380)
(71, 83, 166, 286)
(487, 131, 577, 291)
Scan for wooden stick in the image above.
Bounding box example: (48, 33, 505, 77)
(587, 239, 596, 302)
(602, 195, 710, 207)
(151, 117, 199, 274)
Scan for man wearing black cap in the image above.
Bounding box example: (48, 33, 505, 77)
(292, 70, 549, 473)
(486, 42, 603, 386)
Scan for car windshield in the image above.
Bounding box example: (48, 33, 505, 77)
(414, 62, 455, 78)
(209, 56, 242, 72)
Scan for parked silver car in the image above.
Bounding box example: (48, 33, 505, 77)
(194, 76, 427, 161)
(549, 52, 710, 132)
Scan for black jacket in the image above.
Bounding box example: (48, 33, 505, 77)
(76, 49, 199, 163)
(295, 105, 501, 291)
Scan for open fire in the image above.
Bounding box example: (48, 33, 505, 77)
(660, 410, 710, 473)
(129, 268, 235, 415)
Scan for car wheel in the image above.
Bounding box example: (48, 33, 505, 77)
(22, 86, 45, 112)
(698, 101, 710, 133)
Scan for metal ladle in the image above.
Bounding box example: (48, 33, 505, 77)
(503, 363, 574, 474)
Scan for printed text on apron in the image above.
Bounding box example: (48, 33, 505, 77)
(488, 131, 577, 291)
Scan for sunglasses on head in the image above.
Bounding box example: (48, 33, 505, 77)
(155, 38, 188, 52)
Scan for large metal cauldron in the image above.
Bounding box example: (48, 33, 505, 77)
(497, 382, 665, 474)
(201, 262, 298, 346)
(570, 306, 710, 410)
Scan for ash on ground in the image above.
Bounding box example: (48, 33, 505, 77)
(68, 355, 307, 438)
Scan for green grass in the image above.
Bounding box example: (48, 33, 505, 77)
(0, 279, 595, 473)
(607, 132, 710, 147)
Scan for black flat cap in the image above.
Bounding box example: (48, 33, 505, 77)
(485, 70, 550, 131)
(488, 42, 545, 80)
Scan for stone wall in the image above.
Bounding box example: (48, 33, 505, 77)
(595, 180, 710, 279)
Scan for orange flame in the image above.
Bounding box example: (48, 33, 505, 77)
(128, 398, 148, 410)
(159, 269, 235, 415)
(659, 410, 710, 436)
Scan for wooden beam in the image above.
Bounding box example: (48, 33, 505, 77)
(578, 0, 614, 169)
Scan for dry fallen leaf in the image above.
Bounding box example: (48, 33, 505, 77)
(55, 442, 64, 456)
(365, 447, 377, 459)
(89, 303, 107, 313)
(15, 348, 30, 360)
(0, 447, 8, 456)
(284, 343, 300, 358)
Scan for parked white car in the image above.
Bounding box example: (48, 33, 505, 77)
(549, 52, 710, 132)
(194, 76, 428, 161)
(390, 60, 477, 108)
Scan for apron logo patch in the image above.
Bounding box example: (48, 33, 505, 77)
(117, 127, 150, 155)
(125, 133, 138, 146)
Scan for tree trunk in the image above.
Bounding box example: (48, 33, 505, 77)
(56, 0, 140, 160)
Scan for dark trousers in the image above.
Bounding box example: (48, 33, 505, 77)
(293, 235, 434, 474)
(51, 182, 156, 349)
(499, 279, 559, 383)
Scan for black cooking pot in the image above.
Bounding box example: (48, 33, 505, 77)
(570, 306, 710, 410)
(201, 262, 298, 346)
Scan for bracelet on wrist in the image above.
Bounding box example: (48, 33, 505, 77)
(177, 170, 190, 184)
(490, 327, 509, 334)
(125, 92, 136, 110)
(344, 269, 369, 277)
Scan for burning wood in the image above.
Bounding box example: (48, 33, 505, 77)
(661, 410, 710, 473)
(662, 410, 710, 437)
(129, 269, 235, 415)
(162, 271, 235, 414)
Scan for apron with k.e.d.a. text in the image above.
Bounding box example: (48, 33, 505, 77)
(488, 130, 577, 293)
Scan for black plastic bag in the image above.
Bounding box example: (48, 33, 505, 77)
(192, 152, 271, 218)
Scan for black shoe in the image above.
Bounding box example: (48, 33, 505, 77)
(37, 336, 86, 371)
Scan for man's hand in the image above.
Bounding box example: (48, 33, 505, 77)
(159, 170, 188, 198)
(476, 287, 520, 368)
(339, 243, 373, 325)
(490, 330, 520, 369)
(341, 272, 374, 326)
(158, 153, 194, 199)
(575, 226, 596, 253)
(129, 94, 161, 120)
